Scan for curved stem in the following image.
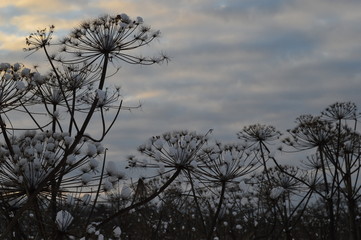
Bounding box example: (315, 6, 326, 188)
(1, 53, 110, 239)
(68, 89, 77, 135)
(187, 170, 207, 236)
(97, 168, 181, 229)
(207, 181, 226, 240)
(85, 150, 107, 228)
(0, 114, 14, 156)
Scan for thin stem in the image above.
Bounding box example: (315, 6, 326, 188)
(207, 181, 226, 240)
(0, 114, 14, 156)
(85, 149, 107, 228)
(97, 168, 182, 229)
(187, 170, 207, 236)
(1, 53, 110, 240)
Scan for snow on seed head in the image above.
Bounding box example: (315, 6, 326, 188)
(270, 186, 285, 199)
(0, 63, 10, 71)
(82, 194, 91, 205)
(153, 138, 163, 150)
(15, 81, 26, 91)
(87, 224, 96, 234)
(168, 147, 177, 157)
(21, 68, 31, 77)
(66, 195, 75, 206)
(119, 13, 131, 23)
(46, 143, 55, 151)
(86, 143, 97, 156)
(64, 136, 74, 146)
(12, 145, 20, 155)
(120, 185, 131, 199)
(56, 210, 74, 232)
(66, 155, 76, 165)
(89, 158, 99, 170)
(105, 161, 126, 179)
(113, 226, 122, 238)
(158, 163, 165, 174)
(13, 63, 21, 71)
(154, 152, 161, 161)
(95, 143, 105, 154)
(81, 172, 93, 185)
(103, 179, 114, 192)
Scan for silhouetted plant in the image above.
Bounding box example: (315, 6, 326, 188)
(2, 10, 361, 240)
(283, 102, 361, 240)
(0, 12, 168, 240)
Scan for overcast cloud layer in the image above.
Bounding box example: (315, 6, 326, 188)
(1, 0, 361, 161)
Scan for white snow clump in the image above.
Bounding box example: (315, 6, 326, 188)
(56, 210, 74, 231)
(113, 226, 122, 238)
(270, 186, 285, 199)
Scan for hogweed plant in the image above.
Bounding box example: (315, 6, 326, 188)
(193, 142, 261, 240)
(95, 130, 211, 228)
(281, 102, 361, 240)
(0, 13, 168, 240)
(2, 10, 361, 240)
(238, 124, 282, 182)
(251, 166, 312, 240)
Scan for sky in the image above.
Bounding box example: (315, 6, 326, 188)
(1, 0, 361, 163)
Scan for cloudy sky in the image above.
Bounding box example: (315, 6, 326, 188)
(1, 0, 361, 161)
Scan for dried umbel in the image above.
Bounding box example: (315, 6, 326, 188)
(81, 86, 121, 110)
(24, 25, 55, 52)
(57, 14, 169, 69)
(0, 63, 44, 112)
(1, 12, 168, 239)
(252, 166, 305, 201)
(129, 130, 209, 173)
(238, 124, 282, 146)
(0, 130, 109, 206)
(56, 210, 74, 232)
(322, 102, 358, 121)
(197, 143, 259, 184)
(32, 65, 100, 106)
(284, 115, 334, 150)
